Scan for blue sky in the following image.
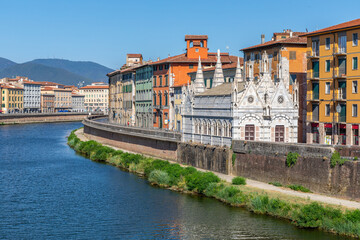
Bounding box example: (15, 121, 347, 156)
(1, 0, 359, 70)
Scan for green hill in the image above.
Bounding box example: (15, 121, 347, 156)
(0, 62, 94, 86)
(31, 59, 114, 82)
(0, 57, 17, 71)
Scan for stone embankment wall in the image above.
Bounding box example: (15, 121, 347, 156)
(83, 118, 180, 160)
(232, 140, 360, 201)
(176, 143, 230, 174)
(83, 118, 360, 200)
(0, 113, 94, 124)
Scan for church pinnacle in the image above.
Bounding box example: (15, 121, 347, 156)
(212, 49, 224, 88)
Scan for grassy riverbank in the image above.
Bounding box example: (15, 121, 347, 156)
(68, 129, 360, 238)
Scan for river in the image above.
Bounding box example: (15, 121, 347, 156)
(0, 122, 352, 239)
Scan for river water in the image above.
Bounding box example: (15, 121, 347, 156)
(0, 122, 352, 239)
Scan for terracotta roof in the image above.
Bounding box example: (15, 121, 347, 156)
(1, 85, 24, 90)
(107, 69, 121, 77)
(79, 85, 109, 89)
(23, 80, 42, 85)
(300, 18, 360, 37)
(36, 81, 65, 86)
(273, 32, 305, 36)
(120, 66, 137, 73)
(241, 36, 307, 51)
(150, 52, 235, 65)
(53, 88, 72, 92)
(185, 35, 208, 40)
(127, 54, 142, 58)
(41, 87, 54, 91)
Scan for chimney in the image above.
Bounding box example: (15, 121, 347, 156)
(290, 31, 293, 38)
(261, 34, 265, 44)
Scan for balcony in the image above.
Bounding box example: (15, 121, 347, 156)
(307, 72, 319, 80)
(338, 115, 347, 123)
(307, 114, 319, 122)
(307, 51, 319, 59)
(334, 48, 347, 56)
(306, 93, 319, 101)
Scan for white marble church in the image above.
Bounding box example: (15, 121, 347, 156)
(182, 51, 298, 146)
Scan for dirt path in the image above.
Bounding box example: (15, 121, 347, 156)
(76, 129, 360, 209)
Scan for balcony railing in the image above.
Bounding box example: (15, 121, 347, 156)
(307, 51, 319, 59)
(307, 114, 319, 122)
(338, 115, 346, 123)
(334, 48, 347, 56)
(307, 71, 319, 80)
(307, 93, 319, 101)
(336, 91, 347, 101)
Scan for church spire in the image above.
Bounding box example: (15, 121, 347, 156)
(212, 49, 224, 88)
(234, 57, 242, 84)
(193, 56, 205, 93)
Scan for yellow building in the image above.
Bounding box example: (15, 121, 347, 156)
(79, 83, 109, 114)
(301, 19, 360, 145)
(1, 85, 24, 113)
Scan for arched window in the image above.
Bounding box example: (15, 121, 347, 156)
(153, 92, 157, 105)
(202, 121, 206, 135)
(228, 123, 232, 137)
(217, 121, 222, 136)
(208, 122, 211, 135)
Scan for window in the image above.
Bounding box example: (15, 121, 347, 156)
(159, 76, 163, 86)
(353, 33, 358, 46)
(165, 75, 168, 86)
(245, 125, 255, 141)
(164, 64, 169, 69)
(325, 60, 331, 72)
(353, 81, 358, 93)
(353, 57, 358, 70)
(289, 51, 296, 60)
(164, 92, 168, 106)
(325, 104, 331, 116)
(325, 82, 331, 94)
(325, 37, 331, 50)
(153, 76, 157, 86)
(159, 65, 163, 71)
(353, 104, 358, 117)
(274, 51, 278, 61)
(189, 64, 193, 69)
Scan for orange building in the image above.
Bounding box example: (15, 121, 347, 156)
(301, 19, 360, 145)
(241, 30, 307, 142)
(151, 35, 236, 130)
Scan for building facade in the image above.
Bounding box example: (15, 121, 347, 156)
(241, 29, 307, 143)
(108, 70, 122, 124)
(135, 64, 153, 128)
(301, 19, 360, 145)
(151, 35, 237, 130)
(22, 81, 41, 113)
(41, 93, 55, 113)
(79, 83, 109, 114)
(71, 94, 85, 112)
(1, 85, 24, 113)
(183, 52, 298, 146)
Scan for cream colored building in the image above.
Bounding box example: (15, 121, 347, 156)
(41, 87, 72, 112)
(79, 83, 109, 113)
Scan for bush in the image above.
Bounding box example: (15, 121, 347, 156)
(251, 195, 269, 213)
(345, 209, 360, 223)
(287, 184, 311, 193)
(148, 170, 170, 186)
(293, 202, 326, 228)
(232, 176, 246, 185)
(269, 182, 283, 187)
(90, 146, 115, 161)
(286, 152, 299, 167)
(330, 151, 348, 168)
(204, 182, 223, 197)
(185, 171, 220, 193)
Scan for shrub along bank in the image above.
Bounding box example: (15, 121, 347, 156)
(68, 130, 360, 238)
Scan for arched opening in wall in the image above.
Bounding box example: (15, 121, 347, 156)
(217, 121, 222, 137)
(208, 122, 211, 135)
(202, 121, 207, 135)
(228, 123, 232, 137)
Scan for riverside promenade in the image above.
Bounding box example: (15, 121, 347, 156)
(76, 128, 360, 209)
(0, 113, 104, 125)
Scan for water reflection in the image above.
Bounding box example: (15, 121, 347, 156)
(0, 122, 352, 240)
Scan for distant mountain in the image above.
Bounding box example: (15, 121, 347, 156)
(31, 59, 114, 82)
(0, 62, 94, 86)
(0, 57, 17, 71)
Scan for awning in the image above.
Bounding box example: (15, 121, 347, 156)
(324, 123, 332, 128)
(353, 125, 359, 130)
(340, 124, 347, 129)
(311, 123, 319, 127)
